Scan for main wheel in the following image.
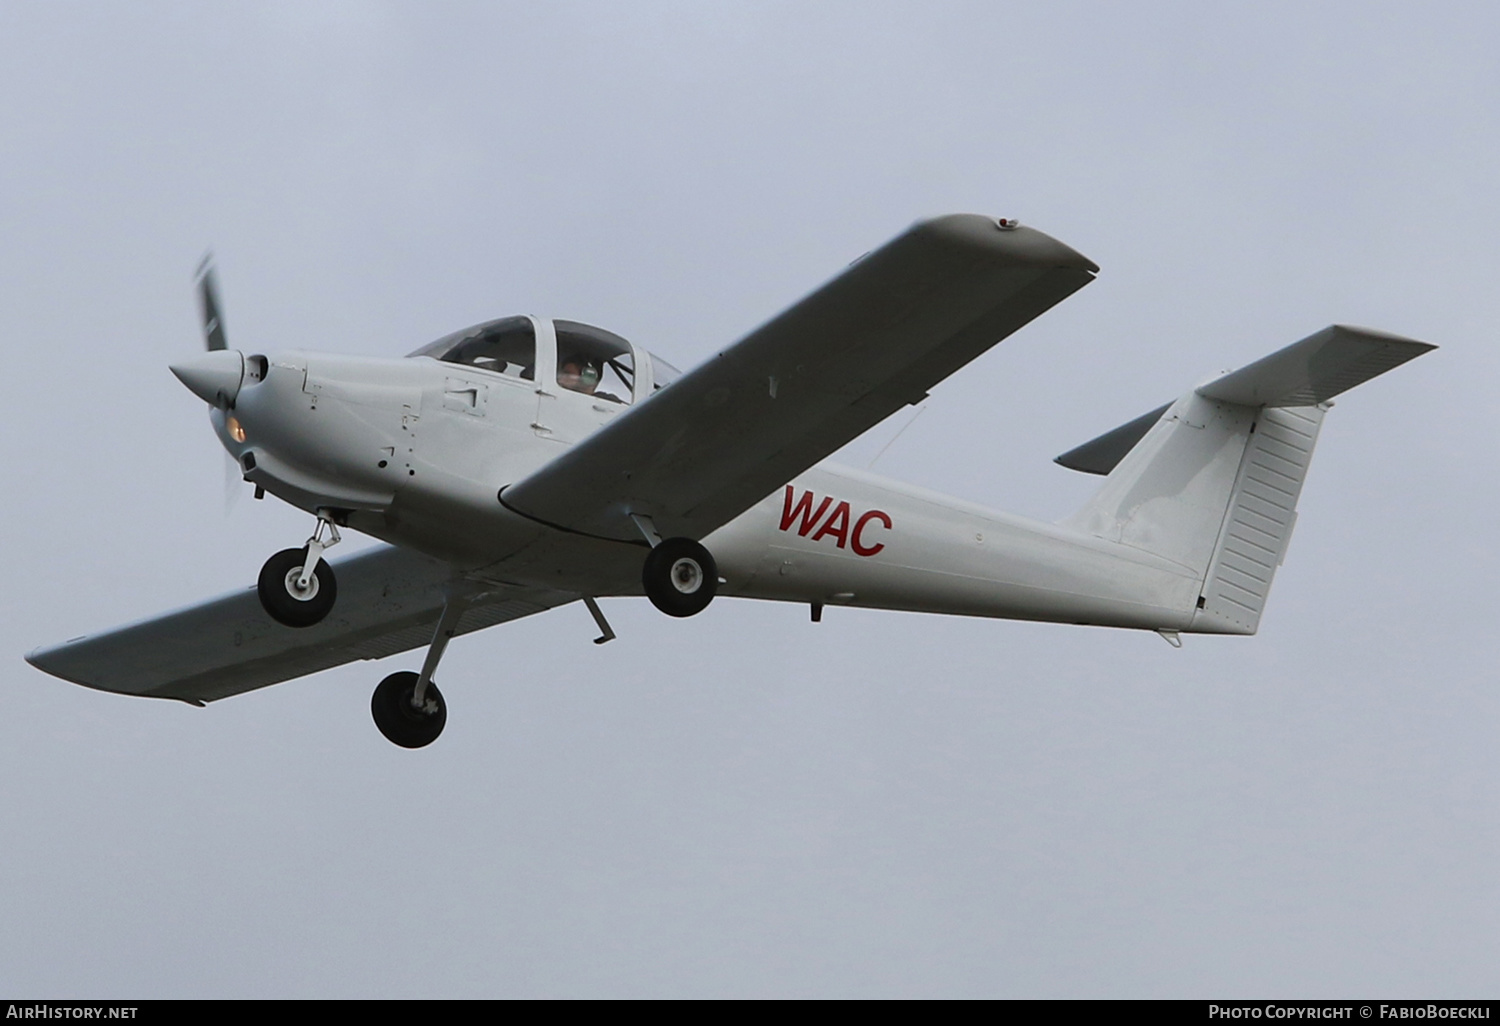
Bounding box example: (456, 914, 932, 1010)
(371, 671, 447, 749)
(257, 547, 337, 628)
(642, 537, 717, 617)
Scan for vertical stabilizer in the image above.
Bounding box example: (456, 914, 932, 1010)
(1062, 394, 1323, 636)
(1063, 391, 1255, 577)
(1058, 324, 1434, 636)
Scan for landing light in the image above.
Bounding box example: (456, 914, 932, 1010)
(227, 416, 246, 444)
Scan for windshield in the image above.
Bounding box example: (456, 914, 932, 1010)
(408, 316, 536, 381)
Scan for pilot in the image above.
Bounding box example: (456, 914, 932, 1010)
(558, 356, 600, 395)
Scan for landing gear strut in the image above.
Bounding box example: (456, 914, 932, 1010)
(257, 512, 341, 628)
(642, 537, 717, 617)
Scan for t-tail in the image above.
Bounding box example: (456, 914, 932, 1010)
(1056, 325, 1435, 635)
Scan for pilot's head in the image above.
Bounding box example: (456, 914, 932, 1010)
(559, 357, 600, 394)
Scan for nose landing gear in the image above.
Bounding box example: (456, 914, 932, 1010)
(257, 512, 341, 628)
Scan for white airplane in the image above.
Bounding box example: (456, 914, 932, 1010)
(26, 215, 1435, 748)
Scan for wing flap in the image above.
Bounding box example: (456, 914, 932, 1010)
(502, 215, 1097, 542)
(26, 546, 576, 704)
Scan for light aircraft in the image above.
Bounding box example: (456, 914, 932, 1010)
(25, 215, 1435, 747)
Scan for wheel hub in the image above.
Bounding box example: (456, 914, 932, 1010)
(407, 693, 441, 717)
(282, 567, 320, 601)
(670, 558, 703, 594)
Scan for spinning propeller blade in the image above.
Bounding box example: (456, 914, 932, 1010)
(195, 254, 228, 352)
(223, 450, 245, 516)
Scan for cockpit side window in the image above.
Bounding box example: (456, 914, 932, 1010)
(554, 320, 635, 404)
(408, 316, 536, 381)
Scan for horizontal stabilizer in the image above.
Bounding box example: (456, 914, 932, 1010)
(1054, 325, 1435, 476)
(1196, 324, 1435, 407)
(1054, 402, 1171, 476)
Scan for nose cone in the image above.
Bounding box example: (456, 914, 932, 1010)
(170, 349, 245, 406)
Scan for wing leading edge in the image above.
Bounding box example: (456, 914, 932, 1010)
(501, 214, 1098, 543)
(26, 545, 577, 704)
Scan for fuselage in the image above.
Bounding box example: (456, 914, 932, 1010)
(212, 317, 1202, 635)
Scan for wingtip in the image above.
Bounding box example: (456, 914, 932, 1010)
(917, 214, 1100, 274)
(23, 642, 67, 680)
(1327, 324, 1439, 353)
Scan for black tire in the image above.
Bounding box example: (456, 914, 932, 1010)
(371, 671, 447, 749)
(642, 537, 717, 618)
(257, 547, 337, 628)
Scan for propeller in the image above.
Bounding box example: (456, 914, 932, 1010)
(184, 254, 247, 515)
(172, 255, 245, 406)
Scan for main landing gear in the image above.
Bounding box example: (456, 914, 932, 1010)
(257, 512, 341, 628)
(370, 584, 470, 748)
(641, 536, 717, 617)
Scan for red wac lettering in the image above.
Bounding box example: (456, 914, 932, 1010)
(780, 487, 832, 536)
(777, 486, 893, 557)
(851, 509, 892, 556)
(811, 501, 851, 548)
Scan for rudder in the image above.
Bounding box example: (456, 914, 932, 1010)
(1190, 404, 1325, 634)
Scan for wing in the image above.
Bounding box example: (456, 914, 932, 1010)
(501, 214, 1098, 543)
(26, 545, 577, 704)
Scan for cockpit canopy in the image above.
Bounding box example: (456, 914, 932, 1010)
(408, 316, 681, 404)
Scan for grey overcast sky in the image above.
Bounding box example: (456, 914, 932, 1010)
(2, 1, 1495, 998)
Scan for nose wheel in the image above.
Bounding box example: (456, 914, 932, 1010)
(371, 671, 447, 748)
(642, 537, 717, 617)
(257, 512, 341, 628)
(257, 547, 337, 627)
